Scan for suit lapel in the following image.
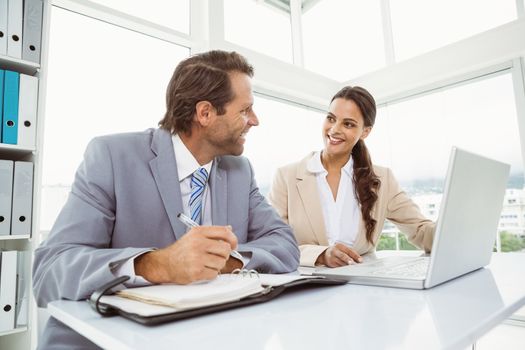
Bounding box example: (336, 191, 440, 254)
(210, 158, 228, 226)
(149, 129, 187, 240)
(352, 192, 378, 252)
(296, 157, 329, 246)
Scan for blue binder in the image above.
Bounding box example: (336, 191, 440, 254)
(0, 69, 4, 142)
(2, 70, 20, 144)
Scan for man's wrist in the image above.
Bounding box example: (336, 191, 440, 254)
(221, 256, 243, 273)
(134, 250, 165, 283)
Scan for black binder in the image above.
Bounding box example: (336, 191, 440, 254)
(89, 274, 346, 326)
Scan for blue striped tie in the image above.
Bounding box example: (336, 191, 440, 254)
(189, 167, 208, 224)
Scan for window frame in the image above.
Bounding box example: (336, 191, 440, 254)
(46, 0, 525, 253)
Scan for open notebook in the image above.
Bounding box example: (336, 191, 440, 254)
(89, 273, 346, 325)
(314, 147, 510, 289)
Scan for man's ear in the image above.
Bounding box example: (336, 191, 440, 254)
(195, 101, 215, 126)
(360, 126, 372, 140)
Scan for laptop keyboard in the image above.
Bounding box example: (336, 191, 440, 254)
(368, 257, 429, 278)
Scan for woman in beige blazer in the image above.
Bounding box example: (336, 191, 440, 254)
(269, 86, 435, 267)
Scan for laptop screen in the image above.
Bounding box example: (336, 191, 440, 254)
(425, 147, 510, 288)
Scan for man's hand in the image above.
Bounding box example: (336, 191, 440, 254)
(135, 226, 238, 284)
(315, 242, 363, 267)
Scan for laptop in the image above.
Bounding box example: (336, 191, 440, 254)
(314, 147, 510, 289)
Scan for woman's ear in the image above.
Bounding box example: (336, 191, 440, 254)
(195, 101, 215, 126)
(360, 126, 372, 140)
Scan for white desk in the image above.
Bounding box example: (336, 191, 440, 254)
(48, 253, 525, 350)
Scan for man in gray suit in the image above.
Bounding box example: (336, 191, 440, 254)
(33, 50, 299, 349)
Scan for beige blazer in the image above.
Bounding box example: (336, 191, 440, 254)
(268, 152, 435, 266)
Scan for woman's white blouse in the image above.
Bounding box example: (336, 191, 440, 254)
(307, 151, 361, 246)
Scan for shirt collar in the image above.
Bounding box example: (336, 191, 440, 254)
(342, 156, 354, 177)
(307, 151, 326, 174)
(172, 134, 213, 182)
(307, 151, 354, 176)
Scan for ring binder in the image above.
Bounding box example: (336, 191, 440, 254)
(89, 273, 347, 326)
(89, 275, 130, 317)
(232, 268, 259, 278)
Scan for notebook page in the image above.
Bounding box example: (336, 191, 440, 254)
(117, 275, 264, 309)
(99, 295, 180, 317)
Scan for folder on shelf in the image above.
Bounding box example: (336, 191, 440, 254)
(0, 250, 17, 332)
(2, 70, 20, 145)
(90, 273, 346, 326)
(17, 74, 38, 148)
(0, 69, 4, 141)
(0, 160, 14, 236)
(15, 250, 29, 327)
(11, 161, 33, 236)
(22, 0, 43, 63)
(0, 0, 7, 56)
(6, 0, 23, 59)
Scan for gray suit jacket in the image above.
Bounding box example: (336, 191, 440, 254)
(33, 128, 299, 349)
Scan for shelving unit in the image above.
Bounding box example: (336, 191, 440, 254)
(0, 234, 31, 241)
(0, 56, 39, 76)
(0, 0, 51, 349)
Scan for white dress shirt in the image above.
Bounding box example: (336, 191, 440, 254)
(307, 151, 361, 246)
(172, 134, 213, 225)
(115, 134, 212, 285)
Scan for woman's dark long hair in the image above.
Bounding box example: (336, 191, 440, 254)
(331, 86, 381, 244)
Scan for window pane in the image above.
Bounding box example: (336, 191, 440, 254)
(244, 96, 324, 195)
(41, 7, 189, 230)
(302, 0, 385, 81)
(224, 0, 293, 63)
(88, 0, 190, 33)
(367, 73, 524, 251)
(391, 0, 517, 61)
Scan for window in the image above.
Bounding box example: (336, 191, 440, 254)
(224, 0, 293, 63)
(390, 0, 518, 61)
(243, 96, 324, 195)
(41, 7, 189, 230)
(87, 0, 190, 33)
(302, 0, 385, 81)
(368, 73, 521, 191)
(368, 73, 523, 251)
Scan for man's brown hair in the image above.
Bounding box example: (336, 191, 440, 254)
(159, 50, 254, 135)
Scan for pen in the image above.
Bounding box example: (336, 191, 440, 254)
(177, 212, 199, 229)
(176, 213, 244, 261)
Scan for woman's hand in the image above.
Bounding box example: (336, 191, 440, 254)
(316, 242, 363, 267)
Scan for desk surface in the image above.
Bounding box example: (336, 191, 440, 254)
(48, 252, 525, 350)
